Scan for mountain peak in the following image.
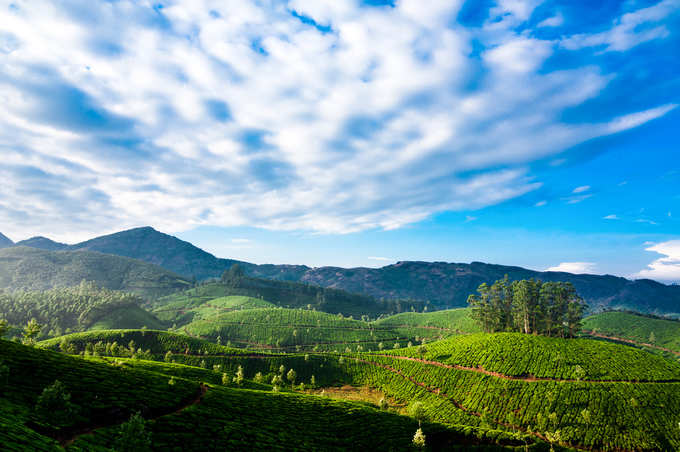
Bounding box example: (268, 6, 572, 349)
(0, 232, 13, 249)
(15, 236, 69, 251)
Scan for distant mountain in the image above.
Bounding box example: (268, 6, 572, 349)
(11, 227, 680, 315)
(0, 246, 190, 297)
(295, 261, 680, 314)
(69, 226, 254, 281)
(14, 236, 68, 251)
(0, 232, 13, 249)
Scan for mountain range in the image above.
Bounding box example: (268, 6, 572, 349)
(3, 226, 680, 315)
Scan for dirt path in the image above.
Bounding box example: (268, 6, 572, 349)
(583, 330, 680, 356)
(376, 355, 680, 384)
(353, 357, 600, 452)
(58, 384, 208, 447)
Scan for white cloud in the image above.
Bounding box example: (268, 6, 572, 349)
(535, 200, 547, 207)
(572, 185, 590, 193)
(635, 219, 658, 225)
(537, 13, 564, 28)
(561, 0, 680, 52)
(0, 0, 676, 242)
(603, 214, 619, 220)
(465, 215, 478, 222)
(635, 240, 680, 282)
(368, 256, 392, 261)
(546, 262, 597, 273)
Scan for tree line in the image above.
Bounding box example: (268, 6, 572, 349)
(467, 276, 587, 337)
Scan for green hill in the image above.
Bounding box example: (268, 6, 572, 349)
(0, 284, 165, 340)
(0, 339, 533, 451)
(582, 311, 680, 355)
(38, 329, 253, 358)
(373, 308, 480, 339)
(152, 278, 419, 320)
(179, 308, 415, 352)
(361, 333, 680, 450)
(0, 246, 191, 298)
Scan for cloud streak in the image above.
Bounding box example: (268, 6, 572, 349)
(0, 0, 676, 241)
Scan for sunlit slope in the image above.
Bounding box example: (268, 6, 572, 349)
(180, 308, 410, 351)
(0, 339, 527, 451)
(582, 311, 680, 354)
(357, 332, 680, 450)
(386, 332, 680, 381)
(38, 329, 252, 357)
(372, 308, 480, 339)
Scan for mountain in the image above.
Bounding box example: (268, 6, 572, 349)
(69, 226, 257, 281)
(14, 236, 69, 250)
(0, 246, 190, 297)
(12, 227, 680, 315)
(294, 261, 680, 314)
(0, 232, 13, 249)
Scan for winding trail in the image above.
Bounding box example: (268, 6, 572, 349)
(353, 357, 604, 452)
(58, 384, 208, 447)
(379, 355, 680, 384)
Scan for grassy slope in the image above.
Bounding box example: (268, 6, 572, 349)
(0, 339, 531, 451)
(150, 278, 414, 320)
(0, 246, 190, 298)
(360, 332, 680, 451)
(582, 311, 680, 354)
(38, 330, 253, 357)
(387, 332, 680, 381)
(88, 305, 166, 331)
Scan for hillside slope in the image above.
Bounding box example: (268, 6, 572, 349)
(0, 246, 190, 297)
(0, 232, 13, 249)
(583, 311, 680, 354)
(0, 339, 525, 451)
(15, 236, 69, 250)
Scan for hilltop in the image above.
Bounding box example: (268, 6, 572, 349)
(0, 232, 13, 249)
(0, 246, 190, 298)
(11, 226, 680, 314)
(14, 236, 69, 250)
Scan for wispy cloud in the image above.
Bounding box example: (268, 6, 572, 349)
(603, 214, 619, 220)
(0, 0, 676, 241)
(465, 215, 478, 222)
(572, 185, 590, 194)
(368, 256, 392, 262)
(546, 262, 597, 274)
(534, 200, 547, 207)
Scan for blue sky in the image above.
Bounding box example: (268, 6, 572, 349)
(0, 0, 678, 281)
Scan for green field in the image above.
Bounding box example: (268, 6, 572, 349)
(582, 311, 680, 354)
(1, 338, 546, 451)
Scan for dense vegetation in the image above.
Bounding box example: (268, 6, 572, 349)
(0, 283, 164, 340)
(1, 338, 544, 451)
(467, 277, 587, 337)
(386, 333, 680, 381)
(0, 246, 190, 298)
(151, 272, 424, 321)
(582, 311, 680, 354)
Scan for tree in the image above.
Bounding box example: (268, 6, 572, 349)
(408, 401, 426, 426)
(287, 368, 297, 388)
(649, 331, 656, 344)
(233, 365, 244, 386)
(115, 412, 152, 452)
(221, 264, 244, 287)
(22, 318, 42, 345)
(0, 318, 8, 338)
(412, 428, 426, 449)
(35, 380, 77, 426)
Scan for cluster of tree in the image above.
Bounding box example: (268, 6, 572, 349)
(0, 281, 146, 339)
(467, 276, 587, 337)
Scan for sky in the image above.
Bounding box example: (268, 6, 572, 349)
(0, 0, 679, 282)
